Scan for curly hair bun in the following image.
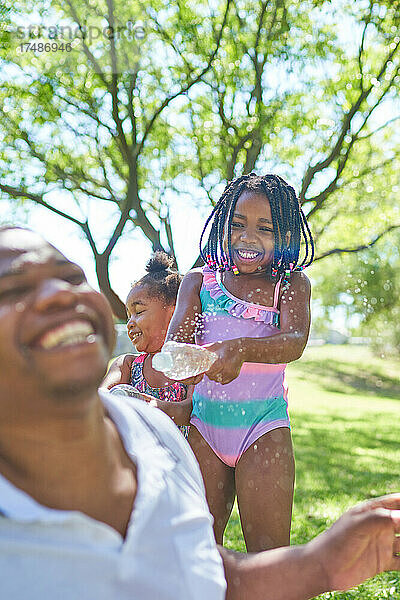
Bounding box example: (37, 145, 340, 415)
(136, 251, 182, 304)
(145, 251, 176, 273)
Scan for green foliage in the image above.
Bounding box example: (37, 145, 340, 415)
(0, 0, 399, 319)
(311, 231, 400, 355)
(225, 344, 400, 598)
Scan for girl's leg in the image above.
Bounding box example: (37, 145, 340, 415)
(188, 426, 235, 544)
(235, 427, 295, 552)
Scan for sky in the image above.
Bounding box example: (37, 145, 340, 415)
(9, 193, 209, 303)
(1, 0, 393, 335)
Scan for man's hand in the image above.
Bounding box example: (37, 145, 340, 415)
(308, 494, 400, 592)
(221, 494, 400, 600)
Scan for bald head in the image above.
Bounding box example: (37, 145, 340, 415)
(0, 227, 116, 411)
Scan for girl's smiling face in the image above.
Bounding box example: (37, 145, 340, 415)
(126, 284, 175, 354)
(228, 191, 276, 274)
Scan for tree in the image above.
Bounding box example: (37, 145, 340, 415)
(0, 0, 232, 317)
(311, 230, 400, 355)
(1, 0, 399, 319)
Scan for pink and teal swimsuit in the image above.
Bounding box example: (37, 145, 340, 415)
(191, 266, 290, 467)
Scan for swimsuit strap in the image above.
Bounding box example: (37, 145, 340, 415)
(273, 276, 284, 310)
(132, 353, 146, 364)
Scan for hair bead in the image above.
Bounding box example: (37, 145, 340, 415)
(232, 264, 240, 276)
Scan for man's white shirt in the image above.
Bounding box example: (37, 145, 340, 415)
(0, 392, 226, 599)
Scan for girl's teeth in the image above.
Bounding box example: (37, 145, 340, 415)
(237, 250, 259, 259)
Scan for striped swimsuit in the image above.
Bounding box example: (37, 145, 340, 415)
(191, 266, 290, 467)
(131, 353, 190, 439)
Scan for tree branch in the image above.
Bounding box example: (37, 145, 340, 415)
(64, 0, 110, 88)
(300, 38, 400, 202)
(314, 225, 400, 261)
(144, 6, 194, 73)
(358, 115, 400, 141)
(52, 90, 117, 137)
(136, 0, 232, 154)
(357, 2, 373, 91)
(126, 68, 139, 146)
(226, 130, 255, 181)
(187, 104, 216, 204)
(105, 0, 134, 167)
(162, 208, 176, 258)
(0, 183, 85, 229)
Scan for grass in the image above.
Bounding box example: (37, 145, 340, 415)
(224, 344, 400, 600)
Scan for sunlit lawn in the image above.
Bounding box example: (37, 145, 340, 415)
(224, 344, 400, 600)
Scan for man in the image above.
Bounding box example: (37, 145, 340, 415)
(0, 226, 398, 600)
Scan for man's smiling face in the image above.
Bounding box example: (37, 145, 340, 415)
(0, 228, 116, 409)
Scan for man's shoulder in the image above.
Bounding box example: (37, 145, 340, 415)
(99, 390, 203, 486)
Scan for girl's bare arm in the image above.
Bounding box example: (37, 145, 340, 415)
(205, 272, 311, 384)
(166, 270, 203, 343)
(146, 395, 193, 426)
(100, 354, 135, 389)
(239, 270, 311, 363)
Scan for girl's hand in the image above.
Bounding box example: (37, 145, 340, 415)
(136, 391, 160, 405)
(204, 339, 244, 385)
(179, 374, 204, 385)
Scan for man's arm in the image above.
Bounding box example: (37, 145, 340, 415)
(220, 494, 400, 600)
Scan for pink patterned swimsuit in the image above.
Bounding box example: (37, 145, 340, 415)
(191, 266, 290, 467)
(131, 353, 190, 438)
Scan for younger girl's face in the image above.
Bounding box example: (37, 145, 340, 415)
(227, 191, 276, 274)
(126, 284, 175, 354)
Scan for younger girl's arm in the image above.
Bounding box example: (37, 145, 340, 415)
(206, 271, 311, 384)
(146, 388, 193, 426)
(100, 354, 136, 390)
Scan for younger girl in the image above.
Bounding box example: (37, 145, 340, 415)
(166, 173, 314, 551)
(102, 252, 191, 436)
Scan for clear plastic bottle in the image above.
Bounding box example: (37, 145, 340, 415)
(109, 384, 143, 399)
(152, 340, 217, 380)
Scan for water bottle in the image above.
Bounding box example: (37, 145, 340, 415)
(109, 384, 143, 399)
(152, 341, 217, 380)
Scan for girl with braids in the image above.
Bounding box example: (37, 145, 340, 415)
(102, 251, 191, 437)
(166, 173, 314, 551)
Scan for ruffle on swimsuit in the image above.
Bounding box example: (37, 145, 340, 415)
(202, 267, 279, 327)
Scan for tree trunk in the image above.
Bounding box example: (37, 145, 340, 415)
(95, 253, 126, 320)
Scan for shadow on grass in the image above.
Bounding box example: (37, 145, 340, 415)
(292, 358, 400, 399)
